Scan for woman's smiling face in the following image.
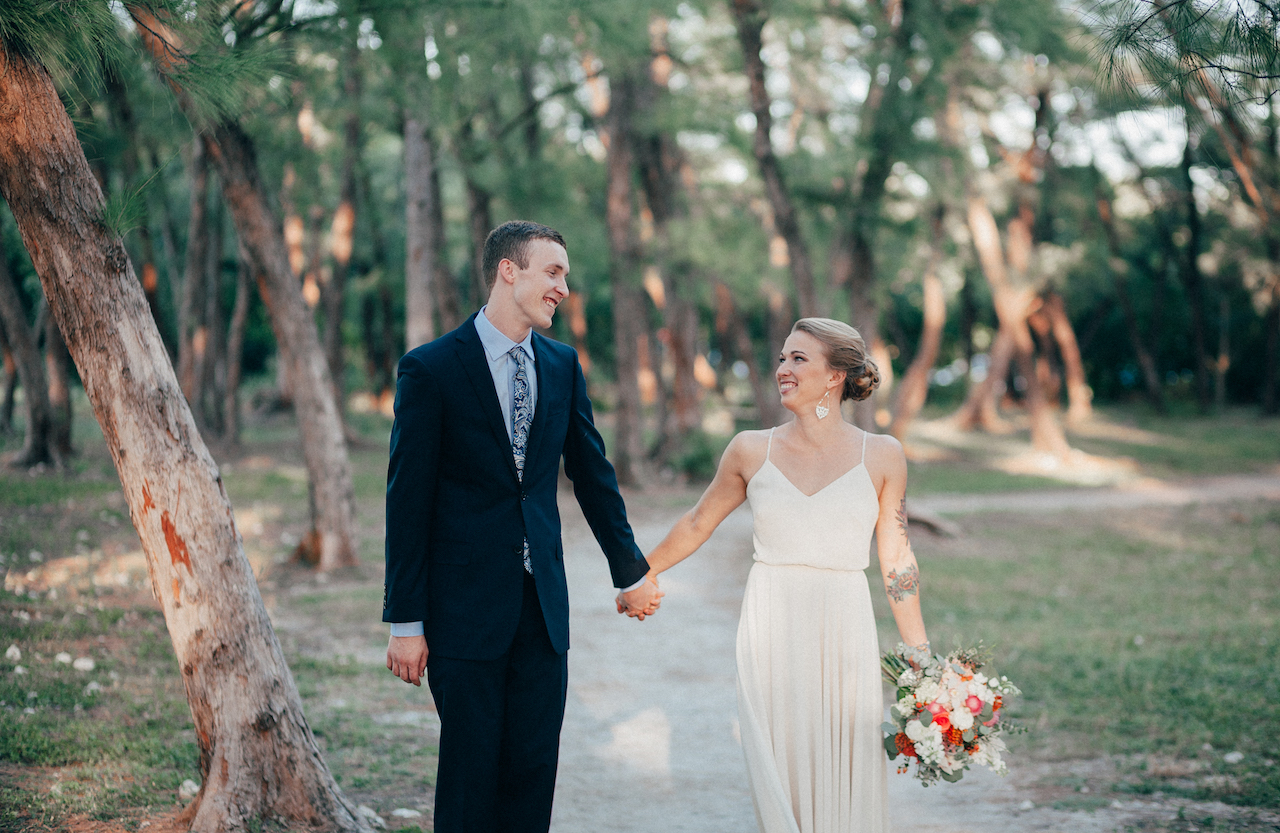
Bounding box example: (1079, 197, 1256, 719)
(776, 330, 836, 410)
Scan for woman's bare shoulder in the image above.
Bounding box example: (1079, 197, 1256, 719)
(722, 429, 773, 480)
(863, 430, 907, 484)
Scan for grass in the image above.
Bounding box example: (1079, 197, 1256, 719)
(874, 498, 1280, 807)
(4, 387, 1280, 828)
(0, 596, 199, 831)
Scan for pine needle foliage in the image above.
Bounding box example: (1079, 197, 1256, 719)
(0, 0, 131, 88)
(0, 0, 288, 127)
(1091, 0, 1280, 105)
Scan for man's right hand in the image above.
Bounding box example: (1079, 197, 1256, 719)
(387, 634, 428, 686)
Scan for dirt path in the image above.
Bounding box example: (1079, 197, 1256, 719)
(548, 477, 1279, 833)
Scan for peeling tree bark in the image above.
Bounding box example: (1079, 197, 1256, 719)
(0, 45, 368, 833)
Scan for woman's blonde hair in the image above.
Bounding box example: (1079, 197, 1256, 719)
(790, 317, 881, 402)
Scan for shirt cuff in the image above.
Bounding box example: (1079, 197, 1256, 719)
(390, 621, 424, 638)
(619, 576, 648, 593)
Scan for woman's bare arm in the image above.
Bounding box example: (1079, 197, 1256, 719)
(871, 436, 929, 650)
(642, 432, 759, 575)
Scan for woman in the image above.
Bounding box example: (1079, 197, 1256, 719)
(630, 318, 929, 833)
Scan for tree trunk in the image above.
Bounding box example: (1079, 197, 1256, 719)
(42, 304, 73, 459)
(0, 320, 15, 433)
(202, 197, 226, 435)
(178, 138, 209, 406)
(1180, 138, 1212, 412)
(204, 121, 359, 569)
(428, 150, 462, 330)
(959, 195, 1070, 456)
(224, 246, 251, 446)
(1264, 286, 1280, 414)
(1041, 290, 1091, 423)
(131, 14, 359, 570)
(631, 61, 702, 448)
(730, 0, 818, 318)
(324, 46, 361, 410)
(0, 45, 368, 833)
(1096, 185, 1165, 411)
(716, 281, 778, 428)
(890, 207, 947, 439)
(403, 114, 436, 351)
(464, 166, 493, 308)
(147, 144, 183, 360)
(604, 68, 644, 486)
(0, 225, 54, 466)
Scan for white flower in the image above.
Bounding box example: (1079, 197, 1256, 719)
(4, 645, 19, 662)
(55, 652, 72, 664)
(952, 708, 975, 732)
(905, 719, 929, 742)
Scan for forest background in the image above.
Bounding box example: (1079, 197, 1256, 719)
(0, 0, 1278, 831)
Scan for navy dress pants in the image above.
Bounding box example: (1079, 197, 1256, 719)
(427, 573, 569, 833)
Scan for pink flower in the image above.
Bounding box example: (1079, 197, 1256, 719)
(965, 695, 983, 714)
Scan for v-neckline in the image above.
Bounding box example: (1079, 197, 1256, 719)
(763, 458, 865, 499)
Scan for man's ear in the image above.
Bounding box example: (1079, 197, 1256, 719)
(497, 257, 517, 286)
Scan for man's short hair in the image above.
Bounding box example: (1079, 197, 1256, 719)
(482, 221, 567, 291)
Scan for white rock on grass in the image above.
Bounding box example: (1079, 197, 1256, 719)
(356, 805, 387, 830)
(83, 681, 102, 695)
(72, 657, 95, 672)
(4, 645, 19, 662)
(1224, 751, 1245, 765)
(55, 652, 72, 664)
(179, 779, 201, 801)
(390, 808, 422, 819)
(13, 666, 26, 675)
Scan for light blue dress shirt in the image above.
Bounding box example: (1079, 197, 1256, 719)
(391, 309, 643, 639)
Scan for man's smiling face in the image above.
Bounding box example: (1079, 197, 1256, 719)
(509, 239, 569, 331)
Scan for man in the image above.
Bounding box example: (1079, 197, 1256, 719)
(383, 220, 663, 832)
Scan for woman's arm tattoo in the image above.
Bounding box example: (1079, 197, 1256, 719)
(895, 497, 909, 540)
(885, 564, 920, 602)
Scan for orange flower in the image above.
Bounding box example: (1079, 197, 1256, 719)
(943, 726, 963, 746)
(895, 733, 917, 758)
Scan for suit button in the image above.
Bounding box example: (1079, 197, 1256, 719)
(520, 492, 527, 501)
(513, 545, 523, 556)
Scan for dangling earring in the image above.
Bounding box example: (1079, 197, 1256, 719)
(815, 389, 832, 420)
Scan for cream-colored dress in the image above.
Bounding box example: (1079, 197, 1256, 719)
(736, 427, 889, 833)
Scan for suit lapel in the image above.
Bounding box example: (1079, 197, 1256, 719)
(455, 318, 520, 482)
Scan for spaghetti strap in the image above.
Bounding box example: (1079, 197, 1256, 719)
(860, 428, 868, 462)
(766, 426, 775, 461)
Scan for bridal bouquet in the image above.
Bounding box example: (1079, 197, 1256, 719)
(880, 643, 1021, 786)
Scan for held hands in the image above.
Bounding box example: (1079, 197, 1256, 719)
(386, 634, 428, 686)
(616, 574, 664, 620)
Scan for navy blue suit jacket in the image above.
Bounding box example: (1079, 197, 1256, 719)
(382, 315, 649, 660)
